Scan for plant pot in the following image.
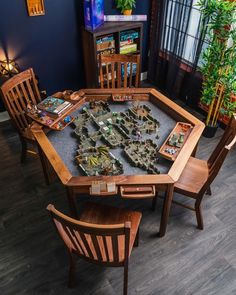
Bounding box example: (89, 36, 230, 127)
(123, 9, 132, 15)
(202, 124, 218, 138)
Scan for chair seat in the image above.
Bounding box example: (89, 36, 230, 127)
(79, 202, 142, 258)
(174, 157, 209, 197)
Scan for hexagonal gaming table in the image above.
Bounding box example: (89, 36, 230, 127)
(32, 88, 205, 237)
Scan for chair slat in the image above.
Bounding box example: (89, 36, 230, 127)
(73, 230, 88, 256)
(124, 225, 131, 261)
(111, 235, 119, 263)
(10, 89, 23, 113)
(9, 90, 28, 129)
(129, 63, 133, 87)
(111, 62, 115, 88)
(19, 81, 31, 105)
(13, 86, 29, 128)
(79, 232, 95, 259)
(91, 235, 103, 261)
(15, 85, 29, 117)
(25, 79, 36, 103)
(31, 70, 41, 102)
(135, 56, 141, 87)
(4, 93, 22, 130)
(124, 62, 128, 88)
(62, 224, 81, 252)
(99, 61, 104, 89)
(102, 236, 110, 262)
(117, 62, 121, 88)
(106, 63, 110, 89)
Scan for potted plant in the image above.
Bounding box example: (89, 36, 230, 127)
(116, 0, 136, 15)
(197, 0, 236, 137)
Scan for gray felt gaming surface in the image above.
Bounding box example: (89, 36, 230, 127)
(47, 101, 177, 176)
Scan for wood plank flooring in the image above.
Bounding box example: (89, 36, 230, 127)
(0, 107, 236, 295)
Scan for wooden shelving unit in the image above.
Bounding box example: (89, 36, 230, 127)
(82, 22, 143, 88)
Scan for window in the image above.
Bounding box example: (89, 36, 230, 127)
(162, 0, 208, 66)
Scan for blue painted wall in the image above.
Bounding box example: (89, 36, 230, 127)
(0, 0, 85, 96)
(0, 0, 151, 104)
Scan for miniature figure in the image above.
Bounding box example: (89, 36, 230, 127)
(89, 100, 96, 109)
(27, 102, 39, 115)
(64, 116, 72, 123)
(165, 148, 177, 155)
(168, 133, 179, 146)
(38, 111, 46, 119)
(181, 123, 189, 132)
(133, 125, 142, 140)
(179, 132, 185, 143)
(46, 119, 53, 125)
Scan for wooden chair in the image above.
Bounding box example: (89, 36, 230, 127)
(152, 114, 236, 230)
(47, 202, 142, 295)
(0, 68, 41, 162)
(99, 54, 141, 88)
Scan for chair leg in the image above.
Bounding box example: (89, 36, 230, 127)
(66, 187, 78, 218)
(195, 202, 204, 230)
(206, 186, 212, 196)
(38, 144, 53, 185)
(151, 192, 158, 211)
(134, 228, 139, 247)
(68, 252, 76, 288)
(20, 138, 27, 163)
(123, 263, 129, 295)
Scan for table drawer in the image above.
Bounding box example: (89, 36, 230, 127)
(120, 185, 156, 199)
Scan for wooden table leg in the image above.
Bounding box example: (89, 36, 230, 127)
(38, 144, 53, 185)
(191, 141, 199, 157)
(158, 184, 174, 237)
(66, 187, 78, 218)
(206, 186, 212, 196)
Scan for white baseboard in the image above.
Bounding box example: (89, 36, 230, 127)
(0, 111, 10, 122)
(141, 71, 147, 81)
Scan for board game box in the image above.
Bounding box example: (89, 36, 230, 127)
(84, 0, 104, 31)
(37, 97, 72, 117)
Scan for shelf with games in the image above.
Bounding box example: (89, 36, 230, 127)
(82, 22, 143, 87)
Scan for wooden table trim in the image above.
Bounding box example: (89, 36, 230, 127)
(150, 89, 205, 126)
(66, 174, 174, 187)
(32, 124, 73, 185)
(168, 124, 205, 182)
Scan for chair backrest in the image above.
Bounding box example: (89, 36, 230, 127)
(201, 114, 236, 194)
(0, 68, 41, 136)
(99, 54, 141, 89)
(47, 204, 130, 267)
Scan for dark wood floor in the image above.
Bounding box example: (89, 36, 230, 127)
(0, 105, 236, 295)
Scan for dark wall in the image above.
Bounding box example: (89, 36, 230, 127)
(0, 0, 151, 108)
(0, 0, 85, 96)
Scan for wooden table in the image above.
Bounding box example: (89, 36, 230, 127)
(31, 88, 205, 237)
